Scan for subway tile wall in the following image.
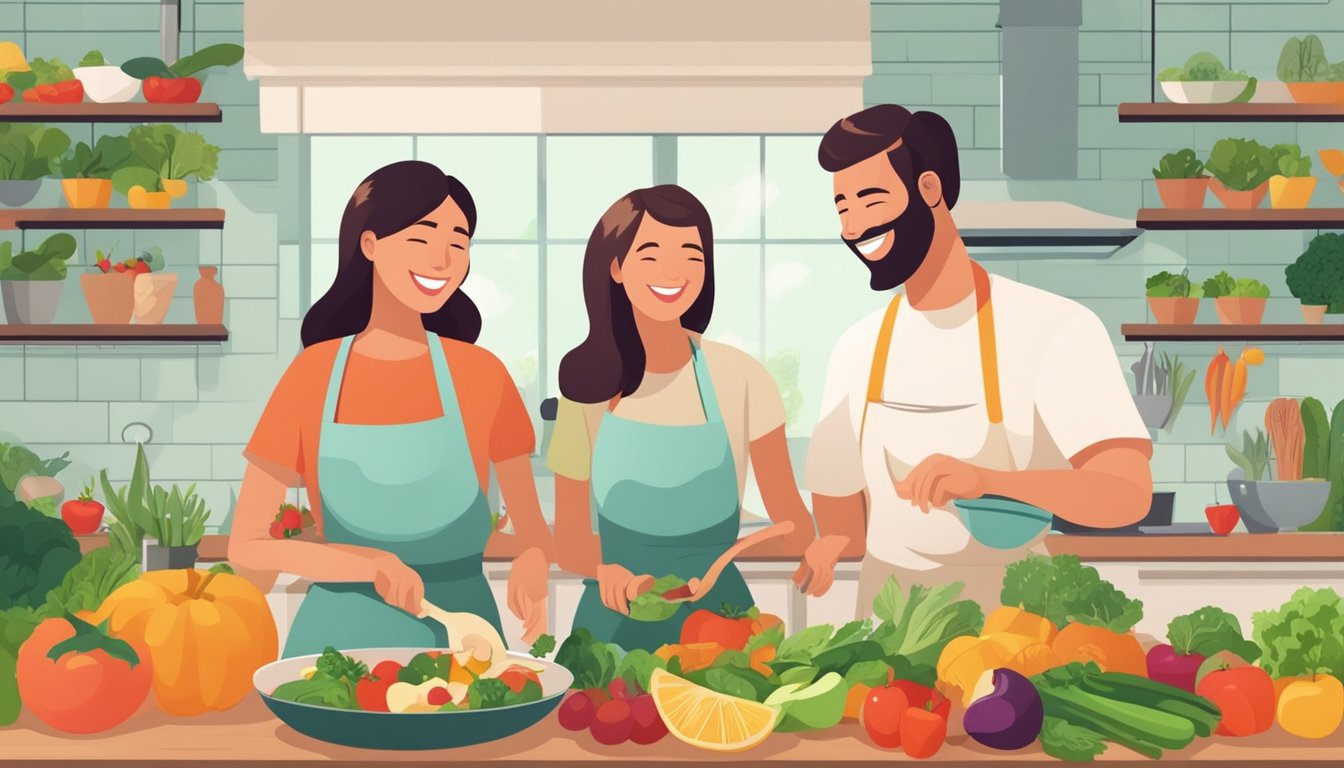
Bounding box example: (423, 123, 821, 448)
(2, 0, 1342, 529)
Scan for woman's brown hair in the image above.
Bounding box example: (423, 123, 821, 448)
(558, 185, 715, 404)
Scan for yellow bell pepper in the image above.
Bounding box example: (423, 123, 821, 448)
(1276, 675, 1344, 739)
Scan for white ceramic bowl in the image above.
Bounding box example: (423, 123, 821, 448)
(73, 65, 140, 103)
(1160, 80, 1251, 104)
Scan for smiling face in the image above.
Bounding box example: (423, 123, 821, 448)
(832, 148, 939, 291)
(360, 194, 471, 315)
(610, 214, 706, 324)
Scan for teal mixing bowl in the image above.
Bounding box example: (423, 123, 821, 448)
(954, 495, 1053, 549)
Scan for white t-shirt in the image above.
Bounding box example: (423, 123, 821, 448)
(804, 273, 1148, 565)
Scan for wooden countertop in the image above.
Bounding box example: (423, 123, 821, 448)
(76, 532, 1344, 564)
(3, 697, 1341, 767)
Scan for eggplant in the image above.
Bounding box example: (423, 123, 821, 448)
(964, 668, 1044, 751)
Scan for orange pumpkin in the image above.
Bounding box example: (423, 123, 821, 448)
(1051, 622, 1147, 677)
(89, 568, 277, 716)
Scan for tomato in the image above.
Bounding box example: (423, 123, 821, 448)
(680, 609, 755, 651)
(372, 660, 403, 680)
(862, 679, 937, 750)
(28, 80, 84, 104)
(355, 675, 394, 711)
(1198, 665, 1275, 736)
(498, 664, 541, 694)
(16, 615, 151, 734)
(143, 76, 202, 104)
(21, 87, 38, 102)
(900, 705, 948, 759)
(0, 83, 12, 104)
(60, 498, 105, 535)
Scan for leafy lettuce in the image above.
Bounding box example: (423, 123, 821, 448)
(1001, 554, 1144, 633)
(39, 547, 138, 619)
(112, 124, 220, 194)
(1167, 606, 1261, 661)
(1278, 35, 1331, 83)
(1159, 52, 1248, 82)
(1206, 138, 1276, 192)
(1252, 587, 1344, 679)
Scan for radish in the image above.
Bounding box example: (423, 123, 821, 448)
(1146, 644, 1205, 694)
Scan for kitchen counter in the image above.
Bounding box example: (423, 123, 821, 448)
(3, 698, 1341, 767)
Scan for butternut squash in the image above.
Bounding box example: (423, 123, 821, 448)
(1051, 622, 1147, 677)
(981, 606, 1058, 645)
(936, 632, 1037, 706)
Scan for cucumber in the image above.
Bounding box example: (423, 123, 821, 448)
(1304, 398, 1344, 531)
(1302, 397, 1330, 480)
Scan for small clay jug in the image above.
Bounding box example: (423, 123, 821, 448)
(193, 266, 224, 324)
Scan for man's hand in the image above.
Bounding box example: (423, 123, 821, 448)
(792, 535, 848, 597)
(895, 454, 987, 513)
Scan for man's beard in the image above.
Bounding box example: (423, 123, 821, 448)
(842, 191, 936, 292)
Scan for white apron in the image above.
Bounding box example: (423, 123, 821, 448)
(854, 263, 1046, 617)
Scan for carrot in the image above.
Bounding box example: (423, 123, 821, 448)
(1220, 353, 1238, 431)
(1224, 357, 1247, 430)
(1206, 348, 1229, 434)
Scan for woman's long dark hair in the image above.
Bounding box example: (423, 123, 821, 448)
(558, 185, 715, 404)
(301, 160, 481, 347)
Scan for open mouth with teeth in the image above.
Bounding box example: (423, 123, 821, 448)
(410, 271, 450, 296)
(648, 284, 686, 303)
(855, 232, 891, 258)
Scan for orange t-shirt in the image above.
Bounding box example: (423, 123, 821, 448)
(244, 336, 535, 524)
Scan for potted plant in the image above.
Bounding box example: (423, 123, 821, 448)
(1146, 269, 1202, 324)
(127, 246, 176, 324)
(120, 43, 244, 104)
(1278, 35, 1344, 105)
(1206, 138, 1276, 209)
(1153, 150, 1209, 208)
(142, 483, 210, 570)
(3, 57, 83, 104)
(1285, 233, 1344, 324)
(1204, 271, 1270, 325)
(0, 233, 77, 324)
(59, 134, 132, 209)
(0, 123, 71, 206)
(113, 124, 220, 205)
(81, 243, 137, 324)
(71, 50, 139, 103)
(1268, 144, 1316, 209)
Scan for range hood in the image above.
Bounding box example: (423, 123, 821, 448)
(955, 201, 1141, 258)
(242, 0, 871, 134)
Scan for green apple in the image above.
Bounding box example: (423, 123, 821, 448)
(764, 672, 846, 732)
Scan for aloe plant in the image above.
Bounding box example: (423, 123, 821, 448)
(144, 483, 210, 547)
(1227, 428, 1271, 481)
(100, 443, 154, 562)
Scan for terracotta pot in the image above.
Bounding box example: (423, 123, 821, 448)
(1302, 304, 1328, 324)
(133, 272, 178, 324)
(162, 179, 188, 199)
(193, 266, 224, 324)
(1148, 296, 1200, 325)
(1155, 177, 1209, 209)
(1215, 296, 1268, 325)
(62, 178, 113, 209)
(1208, 178, 1269, 209)
(1268, 175, 1317, 209)
(80, 272, 136, 323)
(1287, 82, 1344, 105)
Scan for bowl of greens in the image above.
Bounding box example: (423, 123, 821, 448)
(1159, 52, 1256, 104)
(254, 646, 572, 750)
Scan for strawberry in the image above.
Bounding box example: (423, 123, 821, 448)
(96, 256, 111, 273)
(132, 259, 151, 275)
(112, 263, 127, 273)
(280, 506, 302, 531)
(268, 520, 286, 539)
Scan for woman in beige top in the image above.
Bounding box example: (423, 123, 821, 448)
(548, 185, 835, 650)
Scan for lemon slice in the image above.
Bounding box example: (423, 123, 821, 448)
(649, 668, 779, 752)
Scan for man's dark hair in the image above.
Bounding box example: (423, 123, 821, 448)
(817, 104, 961, 210)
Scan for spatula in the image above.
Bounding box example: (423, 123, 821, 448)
(418, 599, 512, 676)
(627, 520, 796, 604)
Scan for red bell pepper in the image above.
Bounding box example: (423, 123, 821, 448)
(27, 79, 84, 104)
(143, 76, 203, 104)
(0, 83, 13, 104)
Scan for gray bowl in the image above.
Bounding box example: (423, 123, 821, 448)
(1226, 474, 1331, 532)
(1133, 394, 1174, 430)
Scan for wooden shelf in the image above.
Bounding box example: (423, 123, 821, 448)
(1119, 102, 1344, 122)
(0, 208, 225, 230)
(1137, 208, 1344, 230)
(1122, 324, 1344, 342)
(0, 102, 222, 123)
(0, 324, 228, 344)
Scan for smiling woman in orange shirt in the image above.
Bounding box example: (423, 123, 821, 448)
(228, 161, 553, 657)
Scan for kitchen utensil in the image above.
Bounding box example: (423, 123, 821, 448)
(418, 599, 508, 675)
(1138, 523, 1216, 535)
(1053, 492, 1174, 535)
(255, 647, 572, 750)
(953, 495, 1052, 549)
(628, 520, 796, 603)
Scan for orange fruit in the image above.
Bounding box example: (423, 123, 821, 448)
(650, 668, 778, 752)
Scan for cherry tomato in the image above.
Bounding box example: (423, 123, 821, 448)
(143, 76, 202, 104)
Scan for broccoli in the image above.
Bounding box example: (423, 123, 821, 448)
(1286, 233, 1344, 311)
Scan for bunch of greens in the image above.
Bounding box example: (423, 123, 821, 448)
(1161, 353, 1198, 435)
(1252, 586, 1344, 679)
(1286, 233, 1344, 311)
(1001, 555, 1144, 633)
(0, 443, 71, 513)
(1227, 428, 1271, 481)
(1273, 143, 1313, 178)
(869, 576, 983, 671)
(1152, 149, 1205, 181)
(60, 135, 133, 180)
(461, 676, 544, 710)
(1145, 269, 1201, 299)
(0, 606, 41, 725)
(100, 443, 156, 563)
(120, 43, 244, 82)
(1158, 52, 1249, 82)
(1202, 270, 1270, 299)
(144, 483, 210, 547)
(555, 627, 624, 690)
(1167, 606, 1261, 661)
(627, 574, 688, 622)
(1277, 35, 1337, 83)
(3, 58, 74, 93)
(1206, 138, 1277, 192)
(112, 124, 220, 195)
(271, 647, 369, 710)
(78, 50, 106, 68)
(0, 123, 72, 181)
(0, 502, 82, 612)
(38, 546, 138, 619)
(0, 233, 78, 281)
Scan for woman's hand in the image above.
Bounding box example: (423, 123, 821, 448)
(596, 563, 643, 616)
(508, 547, 550, 644)
(792, 535, 848, 597)
(373, 554, 425, 615)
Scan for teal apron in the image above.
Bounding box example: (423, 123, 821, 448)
(571, 340, 753, 652)
(282, 331, 503, 657)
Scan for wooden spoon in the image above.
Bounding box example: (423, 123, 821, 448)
(627, 520, 796, 604)
(418, 599, 512, 677)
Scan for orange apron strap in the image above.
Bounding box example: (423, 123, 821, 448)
(972, 264, 1004, 425)
(859, 294, 902, 446)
